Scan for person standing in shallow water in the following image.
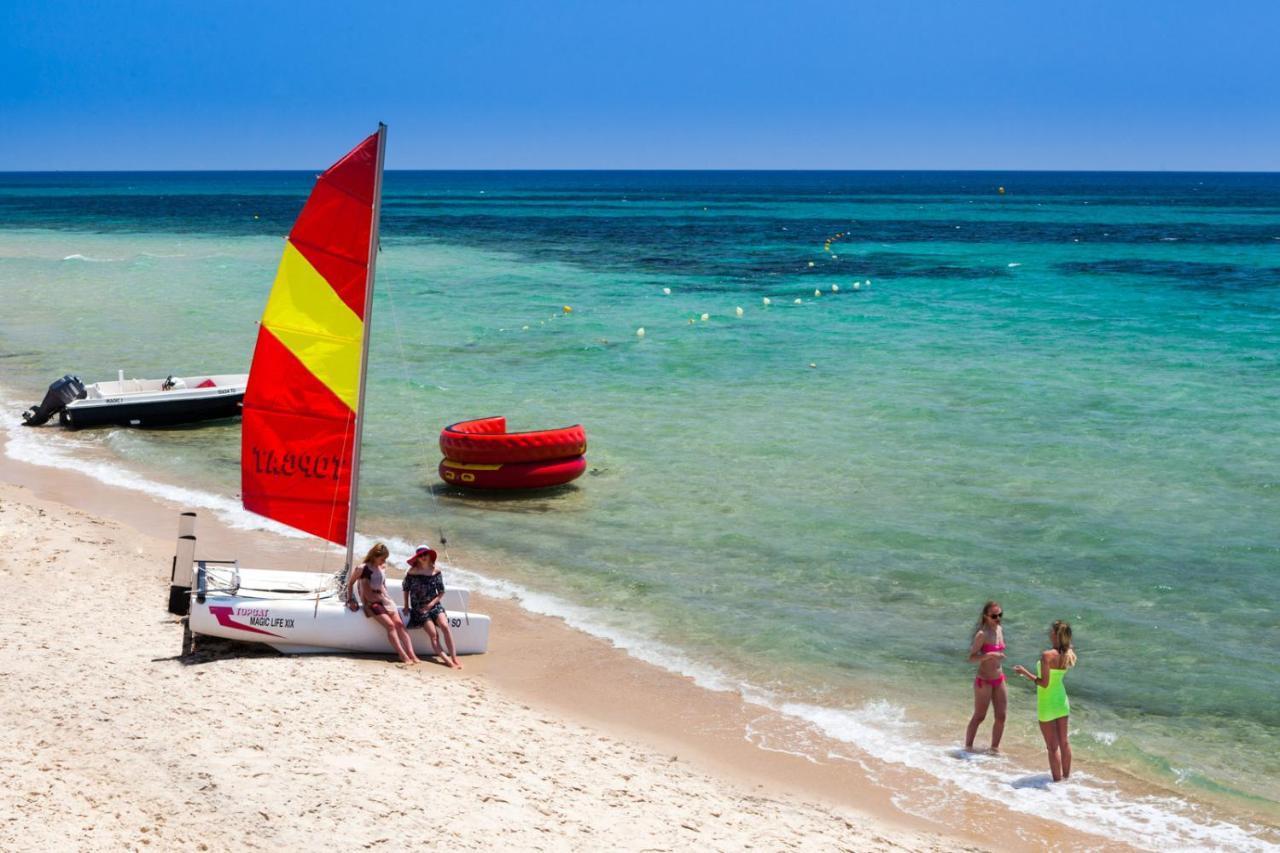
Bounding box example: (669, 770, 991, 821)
(345, 543, 420, 665)
(1014, 620, 1077, 782)
(965, 600, 1008, 752)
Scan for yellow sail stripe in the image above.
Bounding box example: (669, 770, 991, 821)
(260, 241, 364, 412)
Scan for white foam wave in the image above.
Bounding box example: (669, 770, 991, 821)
(781, 700, 1274, 852)
(1, 399, 1272, 851)
(2, 409, 306, 541)
(61, 253, 123, 262)
(1007, 262, 1022, 268)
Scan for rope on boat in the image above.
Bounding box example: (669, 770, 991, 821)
(382, 270, 473, 630)
(382, 265, 453, 557)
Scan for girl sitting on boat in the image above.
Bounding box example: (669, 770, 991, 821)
(346, 543, 420, 665)
(1013, 620, 1077, 782)
(403, 546, 462, 670)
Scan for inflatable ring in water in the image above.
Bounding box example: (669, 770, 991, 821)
(439, 416, 587, 464)
(439, 456, 587, 491)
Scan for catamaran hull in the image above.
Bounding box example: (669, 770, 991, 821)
(189, 595, 490, 656)
(185, 565, 489, 656)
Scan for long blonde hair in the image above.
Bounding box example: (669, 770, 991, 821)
(362, 543, 389, 566)
(976, 600, 1000, 632)
(1051, 620, 1077, 669)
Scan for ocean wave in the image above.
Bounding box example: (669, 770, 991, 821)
(62, 253, 124, 262)
(0, 397, 1272, 852)
(782, 700, 1276, 852)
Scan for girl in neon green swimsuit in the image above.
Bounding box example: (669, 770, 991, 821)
(1013, 620, 1077, 782)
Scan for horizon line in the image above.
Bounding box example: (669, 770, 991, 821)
(2, 167, 1278, 175)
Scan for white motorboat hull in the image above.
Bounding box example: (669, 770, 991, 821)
(187, 563, 489, 656)
(64, 373, 248, 429)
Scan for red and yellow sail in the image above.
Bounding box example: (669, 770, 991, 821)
(241, 128, 384, 544)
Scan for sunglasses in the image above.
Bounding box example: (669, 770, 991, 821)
(989, 612, 1003, 620)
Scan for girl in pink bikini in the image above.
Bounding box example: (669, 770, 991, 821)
(964, 600, 1007, 752)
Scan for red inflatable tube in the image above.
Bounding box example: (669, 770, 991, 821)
(440, 416, 587, 464)
(439, 456, 587, 491)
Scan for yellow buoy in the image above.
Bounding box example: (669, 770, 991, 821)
(636, 327, 645, 337)
(563, 305, 573, 313)
(735, 306, 744, 317)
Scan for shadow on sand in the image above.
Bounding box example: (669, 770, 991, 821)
(153, 622, 453, 668)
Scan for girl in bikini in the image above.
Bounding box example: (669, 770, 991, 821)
(1013, 620, 1077, 781)
(964, 600, 1008, 752)
(403, 546, 462, 670)
(344, 543, 420, 665)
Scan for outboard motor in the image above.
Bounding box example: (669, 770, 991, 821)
(21, 375, 86, 426)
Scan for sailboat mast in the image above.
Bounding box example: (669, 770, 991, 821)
(343, 122, 387, 573)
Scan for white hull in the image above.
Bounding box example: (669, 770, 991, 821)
(75, 373, 249, 405)
(187, 563, 489, 656)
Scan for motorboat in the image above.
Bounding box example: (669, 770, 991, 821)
(22, 371, 247, 429)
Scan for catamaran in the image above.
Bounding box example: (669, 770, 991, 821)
(167, 125, 490, 657)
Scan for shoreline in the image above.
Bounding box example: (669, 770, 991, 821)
(5, 426, 1151, 852)
(0, 446, 994, 852)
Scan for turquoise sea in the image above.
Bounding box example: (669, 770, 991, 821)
(1, 171, 1277, 848)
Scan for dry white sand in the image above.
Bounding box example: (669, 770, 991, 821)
(0, 482, 977, 852)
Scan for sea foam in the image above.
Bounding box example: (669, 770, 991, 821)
(61, 253, 123, 262)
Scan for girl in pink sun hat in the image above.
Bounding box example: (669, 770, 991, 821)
(403, 546, 461, 669)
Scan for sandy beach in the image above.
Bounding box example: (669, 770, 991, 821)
(0, 466, 997, 853)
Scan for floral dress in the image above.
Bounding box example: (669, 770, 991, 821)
(404, 572, 446, 628)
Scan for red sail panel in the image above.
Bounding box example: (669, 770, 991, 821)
(289, 179, 373, 320)
(241, 129, 381, 545)
(288, 131, 378, 320)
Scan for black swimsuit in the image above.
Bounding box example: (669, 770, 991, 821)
(404, 572, 446, 628)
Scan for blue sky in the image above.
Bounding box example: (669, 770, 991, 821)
(1, 0, 1276, 170)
